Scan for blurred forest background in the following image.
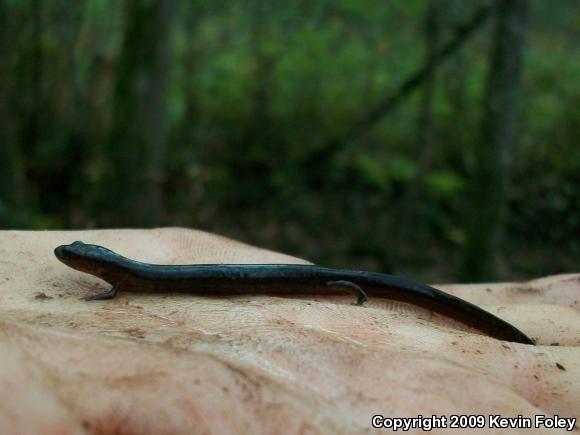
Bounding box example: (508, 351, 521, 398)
(1, 0, 579, 283)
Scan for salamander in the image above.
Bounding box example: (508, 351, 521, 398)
(54, 241, 534, 344)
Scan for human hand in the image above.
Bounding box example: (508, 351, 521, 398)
(0, 228, 578, 434)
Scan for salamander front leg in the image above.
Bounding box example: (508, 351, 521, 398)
(83, 284, 120, 301)
(327, 280, 368, 306)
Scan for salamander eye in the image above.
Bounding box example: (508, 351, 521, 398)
(96, 245, 115, 255)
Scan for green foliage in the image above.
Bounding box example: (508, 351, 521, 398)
(1, 0, 579, 281)
(426, 171, 464, 198)
(386, 155, 417, 181)
(354, 155, 391, 191)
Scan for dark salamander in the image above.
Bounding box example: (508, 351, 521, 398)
(54, 241, 534, 344)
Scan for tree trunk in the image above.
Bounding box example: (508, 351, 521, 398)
(459, 0, 528, 281)
(230, 0, 276, 206)
(0, 0, 26, 215)
(22, 0, 42, 159)
(398, 0, 440, 242)
(243, 0, 275, 162)
(105, 0, 176, 226)
(443, 0, 469, 113)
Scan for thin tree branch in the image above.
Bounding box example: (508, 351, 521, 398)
(308, 3, 492, 166)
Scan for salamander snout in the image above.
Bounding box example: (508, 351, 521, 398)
(54, 241, 85, 261)
(54, 244, 71, 261)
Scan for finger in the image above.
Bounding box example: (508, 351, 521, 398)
(2, 229, 574, 350)
(438, 274, 580, 309)
(528, 346, 580, 419)
(482, 304, 580, 346)
(151, 227, 310, 264)
(290, 303, 580, 419)
(1, 318, 569, 434)
(0, 338, 87, 434)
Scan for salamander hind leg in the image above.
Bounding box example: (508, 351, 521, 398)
(326, 280, 368, 306)
(83, 284, 120, 301)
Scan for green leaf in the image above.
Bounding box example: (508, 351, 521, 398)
(354, 155, 390, 191)
(426, 171, 465, 198)
(386, 155, 416, 181)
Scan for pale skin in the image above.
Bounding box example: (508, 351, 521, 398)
(0, 228, 578, 434)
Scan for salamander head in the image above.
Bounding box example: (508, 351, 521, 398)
(54, 241, 128, 284)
